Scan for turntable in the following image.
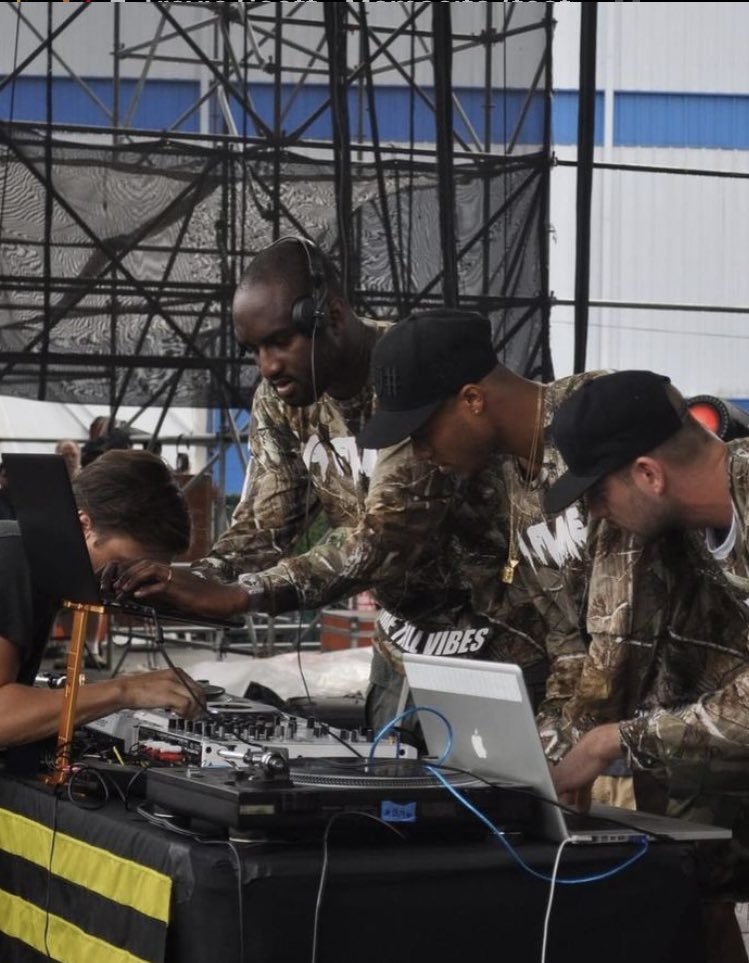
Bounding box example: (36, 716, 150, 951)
(145, 756, 538, 839)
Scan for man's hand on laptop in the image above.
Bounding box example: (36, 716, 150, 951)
(102, 560, 255, 618)
(555, 781, 593, 813)
(551, 723, 623, 797)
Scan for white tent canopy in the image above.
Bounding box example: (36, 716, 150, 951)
(0, 395, 205, 472)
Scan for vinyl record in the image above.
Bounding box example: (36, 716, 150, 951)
(289, 756, 480, 790)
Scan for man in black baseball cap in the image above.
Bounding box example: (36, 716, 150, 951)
(545, 369, 749, 961)
(356, 308, 618, 785)
(544, 369, 734, 541)
(357, 308, 561, 480)
(357, 308, 498, 452)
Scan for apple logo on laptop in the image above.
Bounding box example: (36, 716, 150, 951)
(471, 728, 488, 759)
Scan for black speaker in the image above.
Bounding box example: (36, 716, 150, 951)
(280, 236, 329, 337)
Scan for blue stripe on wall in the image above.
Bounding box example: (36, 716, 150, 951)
(615, 92, 749, 149)
(230, 84, 546, 147)
(0, 77, 201, 132)
(551, 90, 605, 146)
(0, 76, 547, 146)
(5, 78, 748, 152)
(554, 89, 749, 150)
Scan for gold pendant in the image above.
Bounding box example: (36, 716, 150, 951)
(501, 558, 519, 584)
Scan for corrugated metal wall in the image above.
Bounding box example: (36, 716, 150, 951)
(550, 2, 749, 397)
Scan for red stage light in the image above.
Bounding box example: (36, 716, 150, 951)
(688, 402, 722, 435)
(686, 395, 749, 441)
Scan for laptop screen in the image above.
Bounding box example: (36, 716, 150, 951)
(3, 453, 242, 629)
(3, 453, 101, 604)
(402, 655, 561, 796)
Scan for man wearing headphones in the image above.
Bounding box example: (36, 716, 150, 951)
(111, 241, 457, 710)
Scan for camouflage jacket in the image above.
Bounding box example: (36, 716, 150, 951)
(371, 372, 603, 755)
(195, 320, 494, 626)
(564, 515, 749, 896)
(435, 373, 601, 753)
(706, 438, 749, 603)
(564, 440, 749, 775)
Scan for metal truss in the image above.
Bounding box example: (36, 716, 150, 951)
(0, 1, 553, 474)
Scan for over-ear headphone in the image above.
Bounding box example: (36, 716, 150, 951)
(268, 235, 329, 337)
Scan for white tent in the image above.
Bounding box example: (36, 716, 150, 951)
(0, 395, 205, 472)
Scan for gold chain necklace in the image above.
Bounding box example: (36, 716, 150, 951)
(502, 385, 545, 584)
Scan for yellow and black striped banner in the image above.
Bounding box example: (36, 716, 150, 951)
(0, 781, 172, 963)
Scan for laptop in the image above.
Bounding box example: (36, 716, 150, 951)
(402, 653, 732, 845)
(3, 453, 242, 630)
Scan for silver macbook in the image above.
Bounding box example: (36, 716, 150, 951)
(403, 653, 732, 845)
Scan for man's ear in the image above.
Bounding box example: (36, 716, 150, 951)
(78, 510, 93, 537)
(631, 456, 666, 496)
(457, 383, 486, 417)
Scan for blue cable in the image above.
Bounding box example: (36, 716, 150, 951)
(369, 705, 453, 764)
(372, 704, 649, 885)
(426, 765, 649, 885)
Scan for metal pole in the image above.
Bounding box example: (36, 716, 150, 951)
(573, 3, 597, 373)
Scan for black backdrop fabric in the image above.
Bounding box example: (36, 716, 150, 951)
(0, 773, 705, 963)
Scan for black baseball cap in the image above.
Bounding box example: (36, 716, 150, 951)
(544, 370, 687, 514)
(356, 308, 497, 450)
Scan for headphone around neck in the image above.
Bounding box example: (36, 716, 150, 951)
(268, 235, 329, 338)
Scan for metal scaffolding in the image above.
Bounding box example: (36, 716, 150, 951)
(0, 1, 553, 492)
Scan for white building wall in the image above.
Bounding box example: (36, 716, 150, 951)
(553, 2, 749, 93)
(1, 3, 545, 89)
(550, 2, 749, 398)
(0, 3, 205, 81)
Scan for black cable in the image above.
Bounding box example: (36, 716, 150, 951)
(65, 766, 111, 810)
(323, 729, 365, 760)
(124, 764, 151, 811)
(143, 608, 209, 715)
(292, 596, 313, 704)
(311, 811, 405, 963)
(42, 789, 63, 959)
(135, 801, 210, 838)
